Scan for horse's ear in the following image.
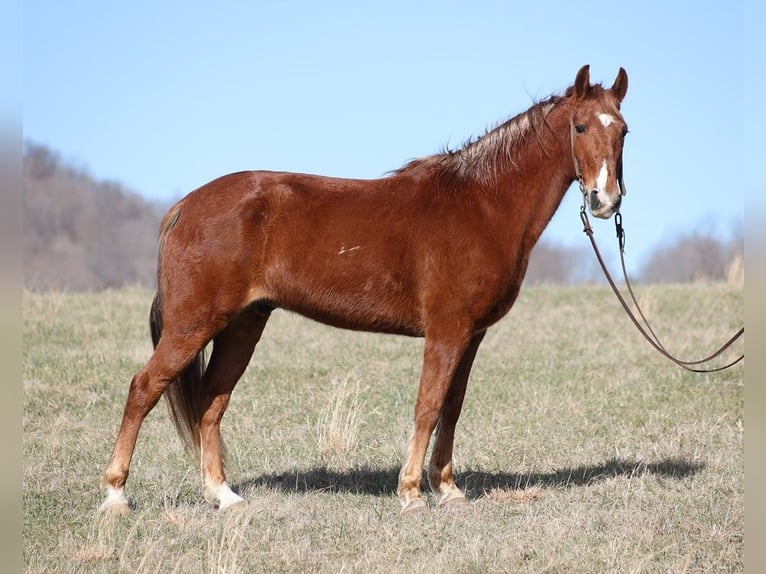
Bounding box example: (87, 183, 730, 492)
(573, 65, 590, 99)
(611, 67, 628, 103)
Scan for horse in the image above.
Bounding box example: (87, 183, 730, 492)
(100, 65, 629, 515)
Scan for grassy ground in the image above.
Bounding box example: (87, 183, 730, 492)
(23, 283, 743, 573)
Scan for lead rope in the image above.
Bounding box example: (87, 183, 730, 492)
(579, 202, 744, 373)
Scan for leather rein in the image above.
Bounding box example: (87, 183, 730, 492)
(570, 118, 743, 373)
(578, 195, 744, 373)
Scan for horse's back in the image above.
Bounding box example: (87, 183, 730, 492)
(159, 170, 429, 334)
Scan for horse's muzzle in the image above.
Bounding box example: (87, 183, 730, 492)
(589, 190, 602, 212)
(588, 189, 621, 219)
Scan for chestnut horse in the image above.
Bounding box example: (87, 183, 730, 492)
(100, 65, 629, 515)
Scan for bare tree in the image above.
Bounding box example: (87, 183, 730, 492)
(640, 224, 743, 283)
(23, 142, 165, 291)
(526, 241, 602, 285)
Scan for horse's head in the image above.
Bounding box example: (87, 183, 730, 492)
(568, 65, 629, 219)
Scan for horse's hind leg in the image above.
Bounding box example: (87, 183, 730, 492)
(99, 331, 212, 513)
(198, 307, 270, 510)
(427, 332, 485, 507)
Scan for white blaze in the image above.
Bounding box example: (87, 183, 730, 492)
(598, 113, 616, 127)
(596, 160, 609, 193)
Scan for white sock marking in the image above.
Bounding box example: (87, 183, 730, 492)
(206, 481, 245, 510)
(100, 486, 129, 511)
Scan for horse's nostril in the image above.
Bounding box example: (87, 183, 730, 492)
(590, 190, 601, 211)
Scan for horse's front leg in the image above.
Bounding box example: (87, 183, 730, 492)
(397, 332, 472, 515)
(427, 331, 485, 506)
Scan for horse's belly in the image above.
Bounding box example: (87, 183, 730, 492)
(280, 286, 424, 336)
(265, 258, 424, 336)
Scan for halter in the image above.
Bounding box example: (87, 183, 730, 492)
(569, 115, 627, 200)
(569, 116, 586, 196)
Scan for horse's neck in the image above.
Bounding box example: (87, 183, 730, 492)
(490, 115, 575, 252)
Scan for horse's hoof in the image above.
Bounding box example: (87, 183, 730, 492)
(99, 500, 130, 514)
(439, 493, 470, 509)
(400, 498, 429, 517)
(206, 482, 245, 512)
(221, 499, 247, 512)
(99, 487, 130, 514)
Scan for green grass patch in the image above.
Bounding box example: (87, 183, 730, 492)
(24, 283, 743, 572)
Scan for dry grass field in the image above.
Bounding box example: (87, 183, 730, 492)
(23, 283, 743, 573)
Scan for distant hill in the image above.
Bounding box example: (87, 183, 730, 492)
(23, 143, 166, 291)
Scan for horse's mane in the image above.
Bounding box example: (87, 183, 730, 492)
(391, 83, 617, 192)
(391, 94, 562, 189)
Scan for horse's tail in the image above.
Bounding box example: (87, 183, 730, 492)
(152, 203, 206, 457)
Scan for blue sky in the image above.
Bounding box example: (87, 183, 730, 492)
(23, 1, 749, 269)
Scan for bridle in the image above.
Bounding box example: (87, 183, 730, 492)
(569, 116, 627, 199)
(570, 118, 744, 373)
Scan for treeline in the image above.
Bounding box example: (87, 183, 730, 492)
(24, 143, 164, 291)
(23, 143, 743, 292)
(640, 227, 743, 284)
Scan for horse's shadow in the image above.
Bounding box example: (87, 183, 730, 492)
(233, 456, 704, 499)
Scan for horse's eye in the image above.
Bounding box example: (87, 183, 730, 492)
(575, 124, 587, 134)
(622, 127, 629, 138)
